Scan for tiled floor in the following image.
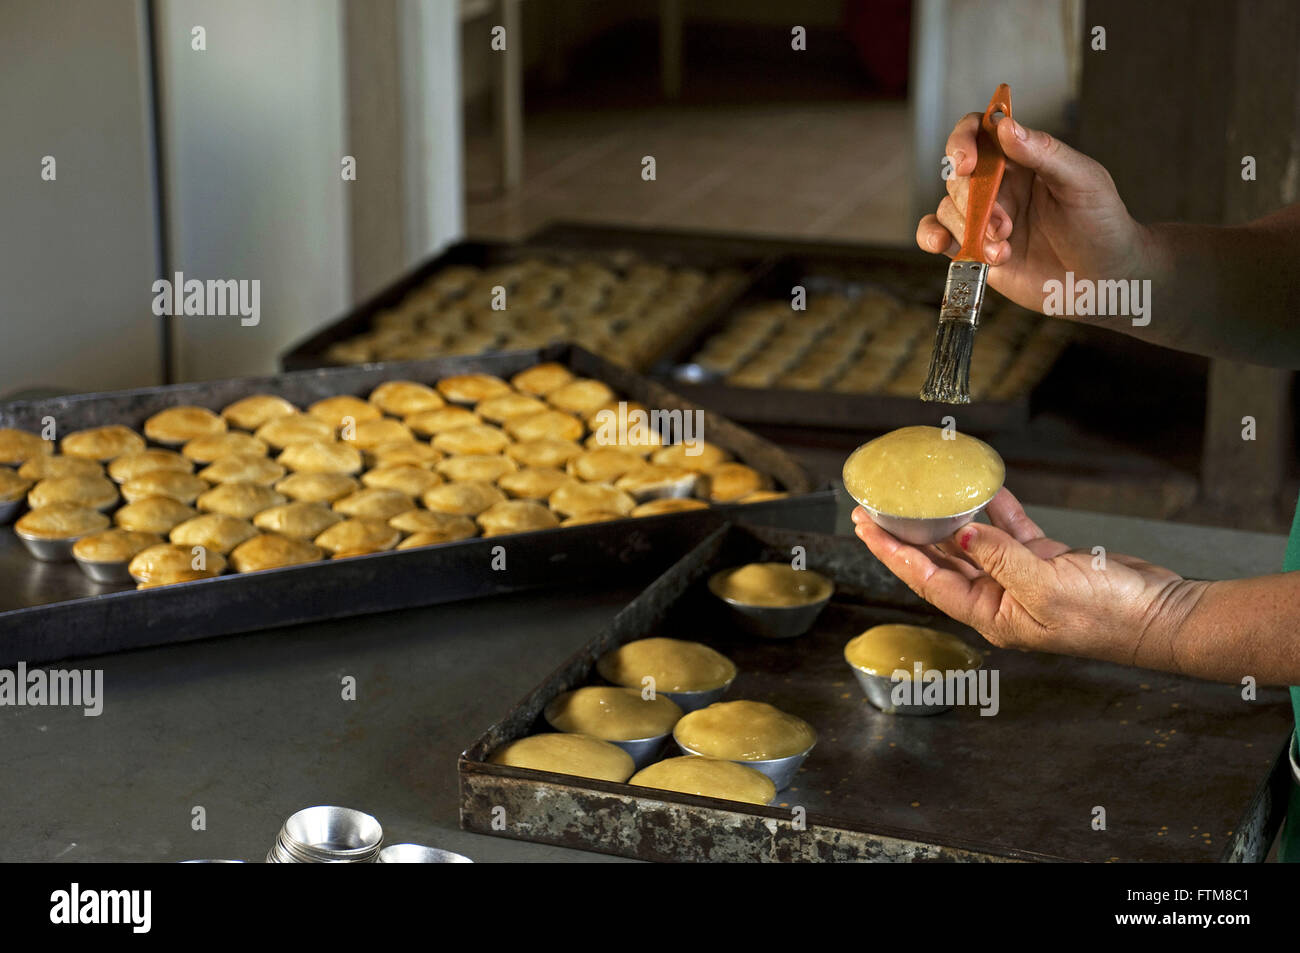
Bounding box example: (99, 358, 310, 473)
(465, 101, 912, 245)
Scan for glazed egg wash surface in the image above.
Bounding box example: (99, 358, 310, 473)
(842, 425, 1004, 518)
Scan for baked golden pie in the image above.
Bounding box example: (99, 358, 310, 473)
(510, 362, 574, 396)
(307, 394, 383, 429)
(107, 449, 193, 483)
(229, 533, 324, 573)
(254, 415, 334, 448)
(709, 563, 832, 607)
(436, 373, 513, 404)
(567, 448, 644, 483)
(61, 425, 145, 461)
(72, 528, 162, 565)
(547, 378, 616, 416)
(361, 464, 443, 498)
(0, 466, 34, 503)
(220, 394, 298, 431)
(629, 756, 775, 805)
(548, 482, 636, 518)
(0, 428, 52, 464)
(598, 638, 736, 693)
(253, 501, 342, 539)
(431, 423, 510, 456)
(421, 481, 506, 516)
(367, 440, 443, 470)
(368, 380, 444, 417)
(559, 512, 622, 526)
(436, 454, 516, 483)
(28, 474, 119, 511)
(739, 490, 787, 503)
(701, 462, 765, 502)
(196, 482, 287, 519)
(16, 503, 109, 539)
(406, 406, 482, 437)
(198, 453, 286, 486)
(120, 471, 209, 505)
(169, 513, 258, 554)
(545, 686, 683, 741)
(614, 464, 697, 499)
(313, 517, 401, 555)
(128, 542, 226, 585)
(842, 425, 1004, 518)
(389, 509, 478, 541)
(113, 497, 196, 534)
(631, 498, 709, 517)
(844, 624, 981, 677)
(273, 471, 359, 503)
(652, 441, 731, 471)
(345, 417, 415, 451)
(181, 431, 269, 463)
(583, 429, 662, 452)
(475, 393, 547, 423)
(278, 440, 364, 475)
(332, 487, 414, 520)
(505, 438, 584, 469)
(18, 455, 104, 481)
(144, 406, 226, 445)
(496, 467, 573, 501)
(674, 700, 816, 760)
(476, 500, 560, 537)
(490, 733, 635, 783)
(504, 410, 584, 443)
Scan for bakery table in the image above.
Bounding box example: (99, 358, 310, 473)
(0, 494, 1288, 863)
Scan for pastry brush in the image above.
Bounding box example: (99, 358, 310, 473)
(920, 83, 1013, 404)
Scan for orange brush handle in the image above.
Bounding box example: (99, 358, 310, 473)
(956, 84, 1012, 263)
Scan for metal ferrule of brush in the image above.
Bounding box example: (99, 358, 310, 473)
(940, 260, 989, 326)
(920, 260, 990, 404)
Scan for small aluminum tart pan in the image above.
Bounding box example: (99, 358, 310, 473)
(377, 844, 473, 863)
(13, 529, 91, 563)
(674, 736, 814, 792)
(542, 700, 671, 770)
(848, 651, 985, 716)
(0, 496, 26, 526)
(73, 552, 136, 584)
(657, 678, 734, 714)
(707, 569, 833, 640)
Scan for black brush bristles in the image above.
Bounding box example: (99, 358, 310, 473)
(919, 319, 975, 404)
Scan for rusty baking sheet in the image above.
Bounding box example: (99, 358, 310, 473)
(460, 522, 1293, 862)
(0, 345, 833, 665)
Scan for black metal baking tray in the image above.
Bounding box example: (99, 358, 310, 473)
(653, 250, 1056, 435)
(0, 345, 834, 666)
(460, 522, 1293, 862)
(279, 223, 771, 373)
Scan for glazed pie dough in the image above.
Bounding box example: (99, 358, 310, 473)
(181, 431, 269, 463)
(436, 373, 513, 404)
(547, 378, 616, 417)
(545, 686, 683, 742)
(631, 498, 708, 517)
(406, 406, 482, 437)
(510, 362, 574, 396)
(220, 394, 299, 431)
(169, 513, 258, 554)
(431, 423, 510, 456)
(436, 454, 516, 484)
(197, 482, 287, 519)
(490, 733, 635, 783)
(345, 417, 415, 450)
(422, 481, 506, 516)
(255, 414, 335, 449)
(0, 466, 33, 502)
(506, 438, 584, 469)
(0, 428, 52, 464)
(114, 497, 196, 534)
(548, 482, 636, 518)
(332, 487, 415, 520)
(16, 503, 110, 539)
(709, 563, 832, 607)
(652, 441, 731, 471)
(72, 529, 163, 564)
(674, 700, 816, 761)
(120, 471, 209, 505)
(61, 425, 146, 462)
(18, 455, 104, 481)
(128, 542, 226, 585)
(701, 463, 765, 503)
(368, 380, 444, 417)
(841, 425, 1004, 519)
(144, 406, 227, 445)
(198, 453, 286, 486)
(253, 501, 342, 539)
(597, 637, 736, 693)
(361, 465, 443, 498)
(505, 410, 584, 443)
(389, 509, 478, 541)
(367, 441, 443, 470)
(274, 471, 359, 503)
(313, 517, 401, 555)
(108, 449, 193, 483)
(476, 500, 560, 537)
(307, 394, 383, 429)
(278, 440, 364, 475)
(567, 448, 644, 483)
(630, 756, 775, 806)
(229, 532, 324, 573)
(29, 474, 119, 511)
(844, 624, 981, 677)
(497, 467, 573, 501)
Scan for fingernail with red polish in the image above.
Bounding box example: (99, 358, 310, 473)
(959, 529, 975, 551)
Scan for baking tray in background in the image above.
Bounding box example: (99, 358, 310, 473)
(280, 224, 771, 374)
(460, 522, 1293, 863)
(654, 250, 1067, 435)
(0, 345, 833, 666)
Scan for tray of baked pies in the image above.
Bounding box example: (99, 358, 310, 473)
(459, 522, 1291, 863)
(0, 344, 832, 666)
(657, 252, 1073, 434)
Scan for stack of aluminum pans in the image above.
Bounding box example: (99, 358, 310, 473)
(266, 806, 383, 864)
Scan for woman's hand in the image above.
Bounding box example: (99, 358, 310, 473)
(851, 488, 1210, 672)
(917, 114, 1159, 316)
